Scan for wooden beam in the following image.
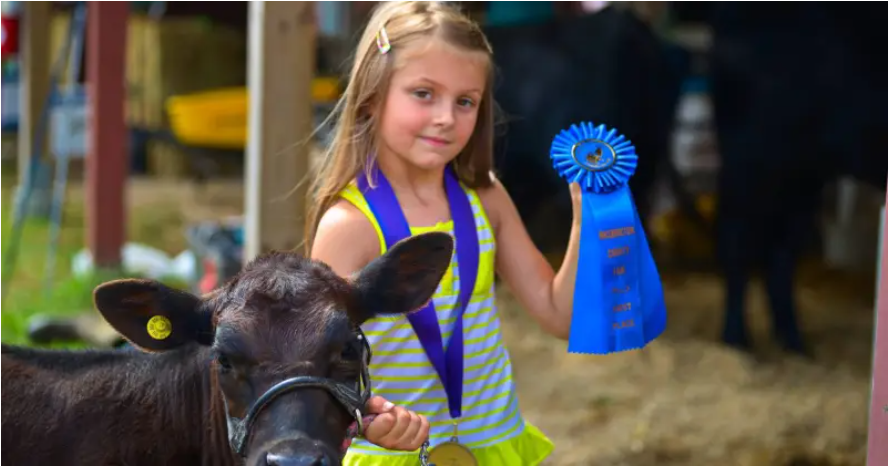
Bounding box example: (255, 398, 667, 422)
(85, 2, 128, 268)
(244, 1, 316, 261)
(17, 1, 51, 215)
(869, 194, 888, 465)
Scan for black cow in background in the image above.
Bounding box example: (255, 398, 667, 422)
(483, 6, 688, 252)
(482, 2, 888, 358)
(708, 2, 888, 354)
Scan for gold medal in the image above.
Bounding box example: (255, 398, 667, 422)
(427, 421, 477, 466)
(428, 441, 477, 466)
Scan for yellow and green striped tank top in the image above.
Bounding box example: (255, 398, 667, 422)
(338, 181, 554, 466)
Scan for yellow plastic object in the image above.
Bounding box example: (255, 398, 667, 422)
(312, 77, 341, 102)
(165, 78, 341, 150)
(166, 87, 248, 150)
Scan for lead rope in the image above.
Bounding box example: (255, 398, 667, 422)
(344, 413, 432, 466)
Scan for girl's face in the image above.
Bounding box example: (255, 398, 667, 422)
(376, 39, 487, 173)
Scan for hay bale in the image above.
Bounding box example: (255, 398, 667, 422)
(127, 14, 247, 179)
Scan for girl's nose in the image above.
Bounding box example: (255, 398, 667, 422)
(432, 102, 456, 127)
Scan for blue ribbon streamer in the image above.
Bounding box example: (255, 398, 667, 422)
(357, 164, 478, 419)
(550, 122, 667, 354)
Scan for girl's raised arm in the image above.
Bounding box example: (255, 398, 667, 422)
(479, 177, 583, 340)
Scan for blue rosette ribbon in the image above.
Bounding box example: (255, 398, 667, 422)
(550, 122, 667, 354)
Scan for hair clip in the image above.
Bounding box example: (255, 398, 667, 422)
(376, 26, 391, 54)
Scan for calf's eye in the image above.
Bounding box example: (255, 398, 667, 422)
(216, 353, 233, 372)
(340, 341, 361, 362)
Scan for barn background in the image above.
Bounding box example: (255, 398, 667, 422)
(1, 2, 886, 465)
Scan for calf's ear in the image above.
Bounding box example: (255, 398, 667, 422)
(349, 232, 454, 324)
(94, 279, 215, 352)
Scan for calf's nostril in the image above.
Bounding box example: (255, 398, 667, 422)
(265, 452, 330, 466)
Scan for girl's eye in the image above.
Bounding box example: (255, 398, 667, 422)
(412, 89, 432, 100)
(457, 97, 476, 108)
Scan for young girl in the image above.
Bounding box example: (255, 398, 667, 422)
(308, 2, 582, 465)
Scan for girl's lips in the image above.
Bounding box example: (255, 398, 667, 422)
(420, 136, 450, 147)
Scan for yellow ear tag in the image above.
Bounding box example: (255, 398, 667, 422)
(147, 315, 172, 340)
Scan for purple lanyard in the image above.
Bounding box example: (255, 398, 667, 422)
(357, 163, 479, 420)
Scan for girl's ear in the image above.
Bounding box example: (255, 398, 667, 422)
(348, 232, 454, 324)
(364, 91, 387, 119)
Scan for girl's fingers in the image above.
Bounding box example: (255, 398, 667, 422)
(378, 406, 412, 447)
(363, 406, 430, 451)
(408, 414, 430, 451)
(364, 412, 396, 442)
(396, 411, 422, 450)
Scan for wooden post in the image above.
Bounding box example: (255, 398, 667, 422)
(869, 193, 888, 465)
(85, 2, 128, 268)
(16, 1, 51, 217)
(244, 1, 316, 261)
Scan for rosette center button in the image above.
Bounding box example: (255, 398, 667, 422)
(571, 139, 617, 172)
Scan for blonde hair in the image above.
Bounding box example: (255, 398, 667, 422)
(304, 1, 495, 254)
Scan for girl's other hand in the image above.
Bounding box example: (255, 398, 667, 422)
(363, 396, 430, 451)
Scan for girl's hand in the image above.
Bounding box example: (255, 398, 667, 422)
(363, 396, 430, 451)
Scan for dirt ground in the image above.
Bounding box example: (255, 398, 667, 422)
(89, 179, 880, 465)
(500, 269, 874, 466)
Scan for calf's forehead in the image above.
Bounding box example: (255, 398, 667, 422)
(222, 253, 351, 314)
(210, 253, 357, 354)
(213, 310, 353, 363)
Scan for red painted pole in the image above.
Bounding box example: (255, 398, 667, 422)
(868, 186, 888, 465)
(85, 2, 128, 269)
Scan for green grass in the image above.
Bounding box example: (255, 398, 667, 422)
(1, 174, 190, 348)
(2, 179, 96, 347)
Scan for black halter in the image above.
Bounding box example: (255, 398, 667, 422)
(226, 328, 374, 458)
